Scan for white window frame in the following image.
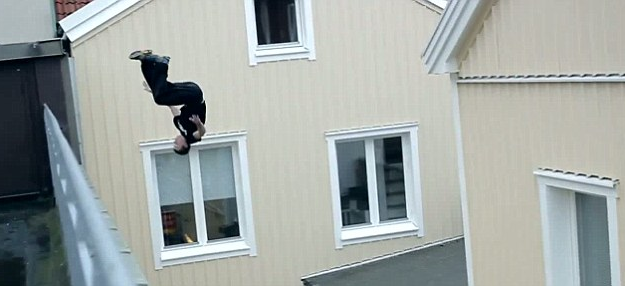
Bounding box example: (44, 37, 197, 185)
(243, 0, 316, 65)
(535, 169, 621, 286)
(140, 132, 256, 269)
(326, 123, 424, 248)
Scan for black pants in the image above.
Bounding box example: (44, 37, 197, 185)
(141, 61, 203, 106)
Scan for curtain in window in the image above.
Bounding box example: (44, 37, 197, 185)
(199, 147, 239, 239)
(576, 193, 611, 286)
(199, 147, 236, 201)
(287, 3, 297, 42)
(255, 0, 298, 45)
(155, 153, 193, 206)
(256, 0, 271, 44)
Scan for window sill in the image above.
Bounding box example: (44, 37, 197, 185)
(340, 220, 420, 247)
(158, 239, 254, 268)
(250, 46, 315, 65)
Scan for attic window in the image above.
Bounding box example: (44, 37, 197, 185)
(244, 0, 316, 65)
(255, 0, 298, 45)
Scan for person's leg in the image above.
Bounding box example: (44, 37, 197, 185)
(141, 60, 190, 106)
(134, 52, 202, 106)
(169, 82, 204, 105)
(141, 60, 169, 96)
(140, 60, 157, 89)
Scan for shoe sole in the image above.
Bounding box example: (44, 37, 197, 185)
(129, 50, 153, 60)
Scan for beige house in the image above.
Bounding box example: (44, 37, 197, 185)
(423, 0, 625, 285)
(57, 0, 462, 285)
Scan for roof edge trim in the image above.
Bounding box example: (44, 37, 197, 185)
(427, 0, 448, 9)
(59, 0, 142, 42)
(421, 0, 489, 75)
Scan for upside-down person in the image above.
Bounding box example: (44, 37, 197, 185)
(129, 50, 206, 155)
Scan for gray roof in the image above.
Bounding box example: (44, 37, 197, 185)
(302, 239, 467, 286)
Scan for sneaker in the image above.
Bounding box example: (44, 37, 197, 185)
(128, 49, 153, 60)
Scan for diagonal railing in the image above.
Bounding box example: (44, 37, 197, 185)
(44, 105, 148, 286)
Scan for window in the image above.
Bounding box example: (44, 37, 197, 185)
(243, 0, 316, 65)
(140, 132, 256, 268)
(535, 168, 621, 286)
(326, 123, 424, 248)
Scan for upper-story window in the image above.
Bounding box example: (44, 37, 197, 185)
(244, 0, 316, 65)
(326, 123, 425, 248)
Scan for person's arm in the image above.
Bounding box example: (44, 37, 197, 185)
(190, 115, 206, 139)
(142, 81, 152, 93)
(169, 106, 181, 116)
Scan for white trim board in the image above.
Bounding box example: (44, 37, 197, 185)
(450, 73, 474, 286)
(59, 0, 143, 42)
(457, 75, 625, 84)
(427, 0, 448, 9)
(421, 0, 491, 74)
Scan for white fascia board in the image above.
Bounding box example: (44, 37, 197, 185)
(59, 0, 142, 42)
(421, 0, 488, 75)
(427, 0, 448, 9)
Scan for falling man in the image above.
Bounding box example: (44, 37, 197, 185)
(129, 50, 207, 155)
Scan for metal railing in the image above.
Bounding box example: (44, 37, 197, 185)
(44, 105, 148, 286)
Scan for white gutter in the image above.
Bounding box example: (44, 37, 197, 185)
(458, 75, 625, 84)
(450, 73, 475, 286)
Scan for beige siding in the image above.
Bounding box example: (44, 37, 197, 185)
(460, 0, 625, 77)
(71, 0, 461, 285)
(458, 82, 625, 286)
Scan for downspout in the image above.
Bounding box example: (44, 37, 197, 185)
(450, 72, 474, 286)
(60, 30, 86, 164)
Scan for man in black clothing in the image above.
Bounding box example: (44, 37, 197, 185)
(129, 50, 206, 155)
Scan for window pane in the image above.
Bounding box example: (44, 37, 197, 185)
(375, 137, 407, 221)
(336, 141, 369, 226)
(155, 153, 198, 247)
(576, 193, 611, 286)
(254, 0, 298, 45)
(199, 147, 240, 241)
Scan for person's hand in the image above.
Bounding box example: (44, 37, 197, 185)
(189, 115, 202, 124)
(143, 81, 152, 93)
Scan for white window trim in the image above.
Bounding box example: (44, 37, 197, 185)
(243, 0, 316, 65)
(535, 169, 621, 286)
(326, 123, 424, 248)
(140, 132, 257, 269)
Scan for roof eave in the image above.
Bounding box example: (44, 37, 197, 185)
(59, 0, 142, 43)
(421, 0, 490, 75)
(426, 0, 448, 10)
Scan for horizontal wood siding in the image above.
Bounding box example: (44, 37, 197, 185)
(71, 0, 461, 284)
(460, 0, 625, 76)
(459, 82, 625, 286)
